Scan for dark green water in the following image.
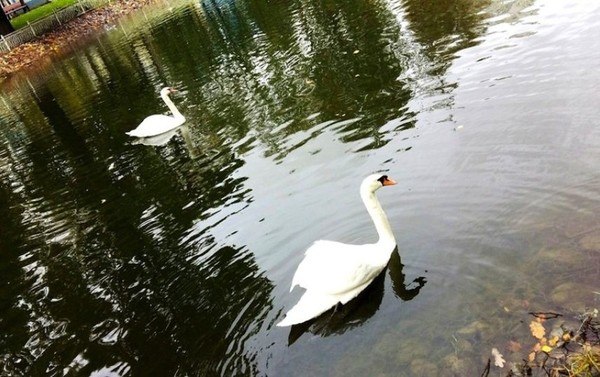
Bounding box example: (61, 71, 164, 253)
(1, 0, 600, 376)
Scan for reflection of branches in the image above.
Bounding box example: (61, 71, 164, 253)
(0, 85, 273, 376)
(0, 155, 34, 377)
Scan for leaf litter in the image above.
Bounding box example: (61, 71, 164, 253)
(481, 309, 600, 377)
(0, 0, 159, 79)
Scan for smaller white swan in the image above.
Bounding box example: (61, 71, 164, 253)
(126, 87, 186, 138)
(277, 174, 397, 327)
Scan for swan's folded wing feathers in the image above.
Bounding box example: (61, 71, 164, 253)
(291, 240, 383, 295)
(128, 115, 182, 137)
(276, 290, 341, 327)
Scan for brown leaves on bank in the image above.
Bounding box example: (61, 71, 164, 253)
(482, 309, 600, 377)
(0, 0, 158, 79)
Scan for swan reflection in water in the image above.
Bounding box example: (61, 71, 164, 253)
(131, 126, 197, 157)
(286, 250, 427, 345)
(131, 128, 181, 146)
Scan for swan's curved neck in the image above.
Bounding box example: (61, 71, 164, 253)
(361, 187, 396, 246)
(161, 91, 184, 120)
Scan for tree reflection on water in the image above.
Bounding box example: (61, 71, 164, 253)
(0, 0, 517, 375)
(0, 84, 274, 376)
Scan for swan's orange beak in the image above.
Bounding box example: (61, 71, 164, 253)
(383, 178, 397, 186)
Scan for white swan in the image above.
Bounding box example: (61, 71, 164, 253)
(277, 173, 397, 327)
(126, 87, 186, 138)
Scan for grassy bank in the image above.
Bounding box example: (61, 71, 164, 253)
(10, 0, 78, 29)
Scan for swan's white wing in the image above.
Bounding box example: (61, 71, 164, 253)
(276, 290, 341, 327)
(126, 115, 183, 137)
(290, 240, 387, 295)
(277, 278, 376, 326)
(278, 244, 385, 326)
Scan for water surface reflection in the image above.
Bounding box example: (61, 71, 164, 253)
(2, 0, 600, 376)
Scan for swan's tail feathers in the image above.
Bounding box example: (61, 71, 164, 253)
(276, 291, 340, 327)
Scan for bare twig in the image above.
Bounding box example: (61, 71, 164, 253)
(576, 313, 594, 339)
(521, 359, 533, 376)
(528, 311, 563, 320)
(480, 358, 490, 377)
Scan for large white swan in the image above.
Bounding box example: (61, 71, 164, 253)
(277, 173, 397, 327)
(126, 87, 186, 138)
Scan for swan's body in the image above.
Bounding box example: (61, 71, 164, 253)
(126, 87, 185, 138)
(277, 174, 397, 327)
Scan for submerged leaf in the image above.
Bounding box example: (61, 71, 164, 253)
(508, 340, 522, 353)
(548, 336, 560, 347)
(530, 321, 545, 340)
(492, 348, 505, 368)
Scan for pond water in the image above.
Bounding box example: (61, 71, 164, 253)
(1, 0, 600, 375)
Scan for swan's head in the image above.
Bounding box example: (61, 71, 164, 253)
(361, 173, 397, 193)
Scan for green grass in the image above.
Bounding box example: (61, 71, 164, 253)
(10, 0, 78, 30)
